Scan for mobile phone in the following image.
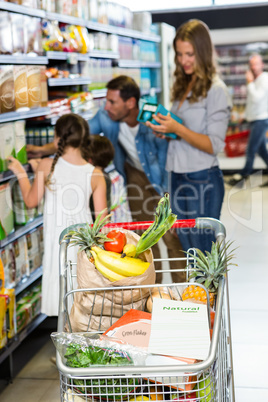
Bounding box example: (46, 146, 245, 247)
(137, 102, 182, 139)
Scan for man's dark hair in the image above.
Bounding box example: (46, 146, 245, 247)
(106, 75, 140, 106)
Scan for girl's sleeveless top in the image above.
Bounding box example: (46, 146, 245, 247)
(41, 157, 94, 316)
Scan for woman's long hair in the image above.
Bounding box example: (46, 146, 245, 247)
(172, 19, 216, 103)
(45, 113, 91, 187)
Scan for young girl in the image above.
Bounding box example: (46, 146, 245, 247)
(8, 113, 107, 316)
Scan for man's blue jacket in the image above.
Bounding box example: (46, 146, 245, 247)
(89, 108, 168, 195)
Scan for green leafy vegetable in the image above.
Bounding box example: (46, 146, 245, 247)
(64, 343, 133, 368)
(135, 193, 177, 256)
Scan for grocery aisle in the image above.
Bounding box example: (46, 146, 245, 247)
(1, 175, 268, 401)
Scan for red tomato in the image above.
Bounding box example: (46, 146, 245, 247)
(104, 230, 127, 253)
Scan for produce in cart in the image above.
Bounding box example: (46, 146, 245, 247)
(182, 240, 237, 307)
(64, 193, 176, 332)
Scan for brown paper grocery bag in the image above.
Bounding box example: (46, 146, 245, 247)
(69, 228, 155, 332)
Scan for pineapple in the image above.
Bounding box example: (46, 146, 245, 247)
(63, 211, 111, 258)
(182, 240, 237, 307)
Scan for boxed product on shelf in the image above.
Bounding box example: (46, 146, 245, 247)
(0, 296, 7, 349)
(13, 235, 30, 281)
(27, 66, 41, 108)
(56, 0, 73, 16)
(0, 257, 4, 291)
(11, 177, 36, 226)
(0, 244, 16, 289)
(0, 123, 15, 172)
(10, 13, 25, 55)
(0, 12, 13, 55)
(132, 12, 152, 33)
(16, 297, 32, 333)
(36, 225, 44, 259)
(14, 120, 28, 165)
(40, 66, 48, 107)
(14, 66, 29, 110)
(16, 282, 42, 333)
(0, 65, 16, 114)
(26, 229, 42, 274)
(0, 288, 16, 339)
(42, 20, 64, 52)
(24, 16, 43, 56)
(88, 0, 98, 22)
(0, 182, 14, 240)
(25, 126, 54, 146)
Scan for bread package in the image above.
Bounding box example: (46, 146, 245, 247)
(27, 66, 41, 108)
(0, 66, 16, 113)
(0, 12, 13, 55)
(14, 66, 29, 110)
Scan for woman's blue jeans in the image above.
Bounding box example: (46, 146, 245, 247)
(171, 167, 225, 253)
(242, 119, 268, 177)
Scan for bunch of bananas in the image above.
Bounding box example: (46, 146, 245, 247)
(91, 246, 150, 282)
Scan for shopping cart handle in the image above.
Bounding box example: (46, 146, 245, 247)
(103, 219, 197, 231)
(59, 218, 225, 244)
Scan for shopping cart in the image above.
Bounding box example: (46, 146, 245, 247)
(56, 218, 235, 402)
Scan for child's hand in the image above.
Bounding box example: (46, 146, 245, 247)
(7, 156, 25, 176)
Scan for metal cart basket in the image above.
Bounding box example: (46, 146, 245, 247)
(56, 218, 235, 402)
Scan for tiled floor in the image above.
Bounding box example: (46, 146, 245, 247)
(1, 163, 268, 401)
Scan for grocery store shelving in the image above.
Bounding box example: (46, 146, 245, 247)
(89, 50, 120, 59)
(0, 313, 46, 366)
(46, 50, 120, 61)
(0, 164, 33, 184)
(0, 107, 50, 124)
(0, 0, 45, 17)
(47, 77, 92, 87)
(0, 216, 43, 249)
(0, 55, 48, 65)
(141, 87, 162, 96)
(91, 88, 107, 98)
(15, 266, 43, 296)
(117, 60, 161, 68)
(50, 110, 95, 125)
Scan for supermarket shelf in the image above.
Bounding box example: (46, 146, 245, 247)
(15, 266, 43, 297)
(0, 313, 47, 366)
(0, 216, 43, 249)
(89, 50, 120, 59)
(86, 20, 161, 42)
(46, 11, 86, 26)
(50, 110, 95, 125)
(141, 87, 162, 96)
(91, 88, 107, 98)
(117, 60, 161, 68)
(0, 107, 50, 123)
(218, 55, 268, 64)
(48, 77, 92, 86)
(0, 0, 45, 17)
(222, 74, 245, 80)
(0, 55, 48, 65)
(46, 50, 120, 61)
(44, 11, 160, 42)
(0, 164, 32, 184)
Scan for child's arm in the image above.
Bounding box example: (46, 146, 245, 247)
(91, 167, 108, 219)
(8, 156, 51, 209)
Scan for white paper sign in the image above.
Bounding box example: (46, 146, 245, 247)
(148, 298, 211, 361)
